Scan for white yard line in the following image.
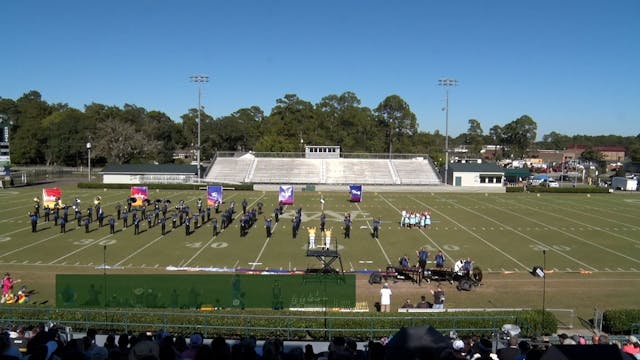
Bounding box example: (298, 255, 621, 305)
(378, 194, 458, 265)
(415, 196, 535, 271)
(113, 235, 165, 267)
(49, 233, 114, 264)
(437, 196, 600, 271)
(354, 201, 392, 266)
(524, 196, 640, 231)
(0, 232, 63, 258)
(471, 197, 640, 265)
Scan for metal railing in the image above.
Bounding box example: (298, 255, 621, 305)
(0, 306, 517, 340)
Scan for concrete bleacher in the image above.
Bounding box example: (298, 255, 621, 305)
(248, 158, 322, 184)
(205, 157, 254, 184)
(392, 159, 441, 185)
(205, 155, 441, 185)
(323, 159, 396, 184)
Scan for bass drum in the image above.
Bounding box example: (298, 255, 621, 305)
(471, 266, 483, 283)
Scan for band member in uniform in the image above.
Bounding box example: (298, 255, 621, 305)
(324, 227, 333, 250)
(109, 216, 116, 234)
(265, 217, 273, 238)
(30, 212, 38, 232)
(372, 217, 381, 239)
(307, 226, 316, 248)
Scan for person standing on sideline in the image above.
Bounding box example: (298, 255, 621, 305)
(380, 283, 392, 312)
(430, 284, 445, 309)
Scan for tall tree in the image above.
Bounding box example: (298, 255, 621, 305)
(10, 91, 53, 164)
(374, 95, 418, 154)
(502, 115, 537, 158)
(465, 119, 484, 156)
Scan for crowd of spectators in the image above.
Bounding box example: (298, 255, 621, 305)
(2, 324, 639, 360)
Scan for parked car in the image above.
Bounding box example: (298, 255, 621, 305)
(541, 179, 559, 188)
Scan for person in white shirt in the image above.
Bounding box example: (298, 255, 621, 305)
(380, 283, 392, 312)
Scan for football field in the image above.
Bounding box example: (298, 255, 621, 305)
(1, 184, 639, 316)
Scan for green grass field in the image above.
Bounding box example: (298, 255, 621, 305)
(1, 183, 639, 323)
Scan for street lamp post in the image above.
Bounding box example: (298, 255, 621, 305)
(86, 142, 91, 182)
(190, 75, 209, 181)
(438, 78, 458, 185)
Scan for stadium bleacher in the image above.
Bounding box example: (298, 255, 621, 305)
(205, 154, 441, 185)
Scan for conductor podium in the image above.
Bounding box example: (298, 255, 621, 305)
(305, 236, 344, 274)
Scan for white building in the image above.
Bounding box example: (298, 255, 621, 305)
(446, 162, 505, 187)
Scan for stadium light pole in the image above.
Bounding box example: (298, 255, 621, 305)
(388, 119, 393, 159)
(439, 78, 458, 185)
(190, 75, 209, 181)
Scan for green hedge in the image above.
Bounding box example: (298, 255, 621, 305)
(506, 186, 609, 194)
(603, 309, 640, 334)
(77, 183, 254, 191)
(0, 306, 556, 340)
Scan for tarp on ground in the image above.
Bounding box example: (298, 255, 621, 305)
(383, 326, 451, 360)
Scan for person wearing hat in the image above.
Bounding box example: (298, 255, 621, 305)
(622, 336, 640, 358)
(379, 283, 392, 312)
(440, 339, 467, 360)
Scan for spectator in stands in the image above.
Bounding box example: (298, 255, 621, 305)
(116, 333, 130, 360)
(591, 335, 599, 344)
(440, 339, 466, 360)
(472, 338, 497, 360)
(379, 283, 392, 312)
(91, 347, 109, 360)
(157, 336, 178, 360)
(416, 295, 431, 309)
(400, 299, 414, 309)
(496, 337, 519, 360)
(103, 335, 116, 352)
(303, 344, 316, 360)
(622, 336, 640, 358)
(210, 336, 230, 360)
(129, 335, 159, 360)
(516, 340, 531, 360)
(181, 333, 203, 360)
(1, 330, 22, 360)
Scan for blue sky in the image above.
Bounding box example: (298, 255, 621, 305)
(1, 1, 638, 140)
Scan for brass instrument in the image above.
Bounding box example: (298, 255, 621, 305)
(94, 196, 102, 205)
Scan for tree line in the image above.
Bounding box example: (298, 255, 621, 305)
(1, 90, 638, 167)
